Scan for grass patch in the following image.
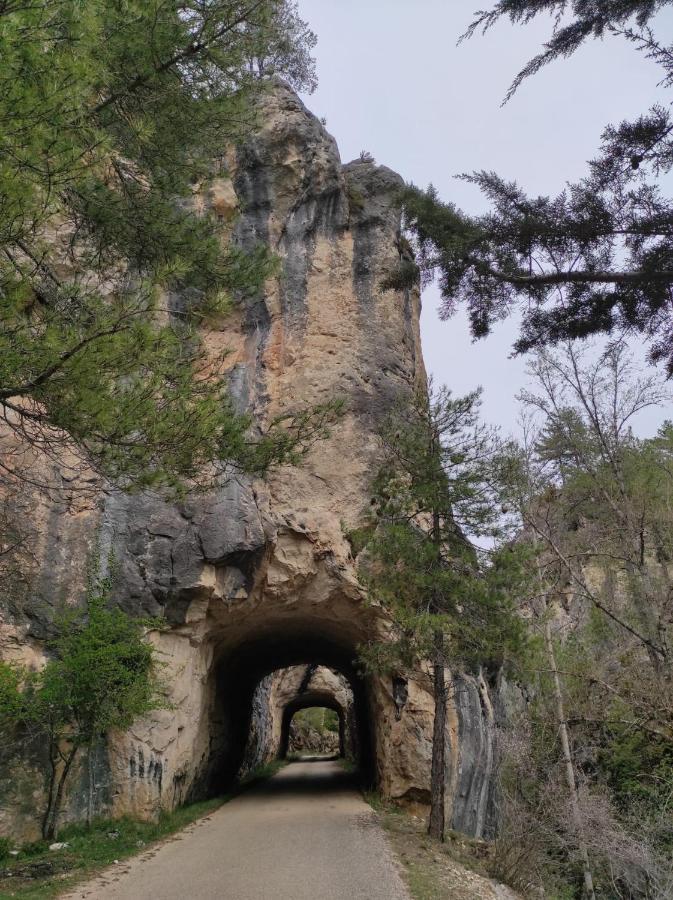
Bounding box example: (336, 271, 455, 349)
(341, 521, 375, 557)
(239, 758, 286, 788)
(362, 795, 509, 900)
(0, 761, 286, 899)
(0, 800, 223, 900)
(405, 860, 443, 900)
(363, 788, 387, 813)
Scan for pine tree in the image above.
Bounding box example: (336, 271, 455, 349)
(0, 1, 322, 492)
(358, 384, 525, 841)
(396, 1, 673, 371)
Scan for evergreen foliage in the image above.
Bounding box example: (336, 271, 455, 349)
(0, 0, 322, 491)
(398, 1, 673, 371)
(360, 384, 525, 673)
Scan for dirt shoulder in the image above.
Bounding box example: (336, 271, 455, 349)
(368, 797, 520, 900)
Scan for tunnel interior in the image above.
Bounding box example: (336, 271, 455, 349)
(204, 625, 375, 798)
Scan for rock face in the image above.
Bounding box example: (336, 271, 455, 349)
(0, 80, 502, 843)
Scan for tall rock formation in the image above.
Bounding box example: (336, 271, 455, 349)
(0, 80, 500, 842)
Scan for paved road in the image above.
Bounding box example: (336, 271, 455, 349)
(63, 760, 410, 900)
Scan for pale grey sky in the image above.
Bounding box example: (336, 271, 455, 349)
(296, 0, 673, 435)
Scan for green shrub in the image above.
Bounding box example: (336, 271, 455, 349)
(342, 522, 375, 558)
(380, 259, 419, 292)
(0, 836, 11, 861)
(0, 575, 164, 841)
(346, 183, 366, 214)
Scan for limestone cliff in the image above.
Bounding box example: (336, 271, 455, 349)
(0, 80, 501, 843)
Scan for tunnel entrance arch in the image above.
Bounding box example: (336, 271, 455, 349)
(202, 624, 375, 799)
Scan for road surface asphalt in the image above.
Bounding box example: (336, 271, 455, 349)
(62, 759, 411, 900)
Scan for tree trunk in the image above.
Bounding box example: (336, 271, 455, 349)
(428, 629, 447, 841)
(41, 739, 59, 840)
(544, 618, 596, 900)
(86, 739, 95, 827)
(474, 667, 495, 839)
(43, 745, 78, 841)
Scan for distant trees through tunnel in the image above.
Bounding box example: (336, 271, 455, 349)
(285, 706, 342, 758)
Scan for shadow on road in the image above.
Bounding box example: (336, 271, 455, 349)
(246, 760, 360, 798)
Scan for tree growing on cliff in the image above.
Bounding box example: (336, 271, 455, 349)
(358, 384, 525, 841)
(0, 577, 162, 840)
(0, 0, 322, 495)
(246, 0, 317, 91)
(396, 1, 673, 371)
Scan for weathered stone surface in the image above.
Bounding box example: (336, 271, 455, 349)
(0, 79, 503, 843)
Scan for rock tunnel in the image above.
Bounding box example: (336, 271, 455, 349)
(0, 80, 502, 844)
(203, 624, 374, 798)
